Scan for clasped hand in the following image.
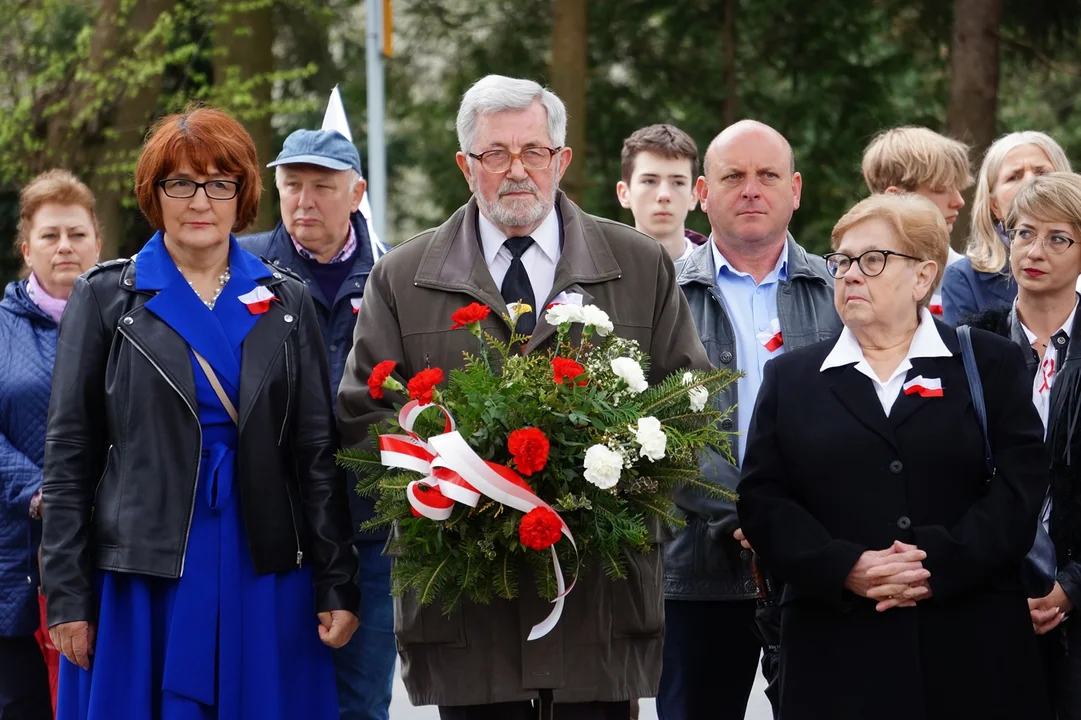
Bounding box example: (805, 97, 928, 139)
(845, 540, 933, 612)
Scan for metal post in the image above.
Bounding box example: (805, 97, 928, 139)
(366, 0, 388, 244)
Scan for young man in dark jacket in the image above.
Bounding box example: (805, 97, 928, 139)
(239, 128, 391, 720)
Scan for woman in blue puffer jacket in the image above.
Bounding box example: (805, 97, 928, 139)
(0, 170, 100, 718)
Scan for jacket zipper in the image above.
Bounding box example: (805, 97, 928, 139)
(281, 340, 302, 566)
(118, 325, 202, 577)
(278, 340, 291, 446)
(90, 444, 114, 521)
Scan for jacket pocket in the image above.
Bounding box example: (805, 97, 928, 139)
(394, 588, 466, 648)
(611, 545, 664, 638)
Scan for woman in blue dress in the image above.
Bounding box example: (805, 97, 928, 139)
(41, 107, 360, 719)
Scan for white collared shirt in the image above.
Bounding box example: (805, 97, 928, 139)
(820, 307, 953, 416)
(1019, 297, 1078, 433)
(676, 236, 697, 261)
(478, 207, 561, 309)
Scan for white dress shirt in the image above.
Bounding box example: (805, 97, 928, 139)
(1018, 297, 1077, 535)
(820, 307, 953, 416)
(1019, 297, 1078, 433)
(477, 207, 561, 309)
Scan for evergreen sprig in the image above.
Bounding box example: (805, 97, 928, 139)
(335, 306, 740, 614)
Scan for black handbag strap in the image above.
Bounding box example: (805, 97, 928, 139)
(957, 325, 996, 479)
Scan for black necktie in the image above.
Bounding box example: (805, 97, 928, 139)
(500, 236, 536, 335)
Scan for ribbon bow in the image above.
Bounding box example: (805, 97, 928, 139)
(378, 400, 578, 640)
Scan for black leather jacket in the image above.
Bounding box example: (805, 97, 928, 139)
(41, 257, 359, 628)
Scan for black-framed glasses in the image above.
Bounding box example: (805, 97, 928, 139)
(467, 147, 562, 173)
(157, 178, 240, 201)
(823, 249, 923, 279)
(1007, 227, 1078, 255)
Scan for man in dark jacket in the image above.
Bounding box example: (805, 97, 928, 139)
(238, 128, 391, 720)
(660, 120, 841, 720)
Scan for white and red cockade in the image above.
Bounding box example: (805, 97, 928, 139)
(903, 375, 943, 398)
(757, 318, 783, 353)
(238, 286, 276, 315)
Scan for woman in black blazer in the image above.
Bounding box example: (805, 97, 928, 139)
(737, 193, 1051, 720)
(970, 172, 1081, 718)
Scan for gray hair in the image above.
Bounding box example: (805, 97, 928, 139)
(456, 75, 567, 154)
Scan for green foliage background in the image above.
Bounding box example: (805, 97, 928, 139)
(4, 0, 1081, 281)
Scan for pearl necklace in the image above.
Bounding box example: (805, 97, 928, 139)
(189, 269, 231, 310)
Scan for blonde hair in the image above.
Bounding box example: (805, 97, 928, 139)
(861, 127, 973, 195)
(1006, 172, 1081, 234)
(967, 131, 1071, 273)
(831, 193, 949, 307)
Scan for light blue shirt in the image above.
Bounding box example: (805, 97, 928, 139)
(710, 239, 789, 464)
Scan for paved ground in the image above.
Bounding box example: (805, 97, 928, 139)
(389, 659, 774, 719)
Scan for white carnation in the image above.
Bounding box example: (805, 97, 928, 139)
(688, 386, 708, 412)
(584, 444, 623, 489)
(633, 416, 668, 461)
(610, 357, 648, 394)
(546, 303, 584, 327)
(579, 304, 614, 336)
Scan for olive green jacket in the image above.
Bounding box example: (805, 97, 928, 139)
(337, 191, 710, 706)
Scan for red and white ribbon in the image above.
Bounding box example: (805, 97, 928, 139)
(903, 376, 943, 398)
(351, 297, 362, 314)
(238, 286, 275, 315)
(756, 318, 783, 353)
(429, 430, 578, 640)
(377, 400, 578, 640)
(929, 294, 943, 316)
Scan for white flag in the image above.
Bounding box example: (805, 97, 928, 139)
(321, 86, 387, 258)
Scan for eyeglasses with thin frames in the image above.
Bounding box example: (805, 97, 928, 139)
(1007, 227, 1078, 255)
(823, 249, 923, 279)
(467, 147, 562, 174)
(157, 178, 241, 201)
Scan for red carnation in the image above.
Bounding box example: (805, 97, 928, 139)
(367, 360, 397, 399)
(407, 368, 445, 406)
(450, 303, 491, 330)
(507, 427, 550, 476)
(552, 357, 587, 386)
(519, 507, 563, 551)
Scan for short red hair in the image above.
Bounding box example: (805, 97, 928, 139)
(134, 105, 262, 232)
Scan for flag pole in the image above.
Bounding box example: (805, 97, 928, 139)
(366, 0, 388, 244)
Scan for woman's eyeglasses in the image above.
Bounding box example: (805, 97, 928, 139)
(823, 249, 922, 279)
(157, 178, 240, 201)
(1007, 228, 1077, 255)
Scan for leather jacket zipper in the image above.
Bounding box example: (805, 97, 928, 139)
(278, 340, 291, 446)
(118, 325, 202, 577)
(281, 341, 301, 566)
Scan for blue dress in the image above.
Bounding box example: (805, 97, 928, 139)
(56, 234, 338, 720)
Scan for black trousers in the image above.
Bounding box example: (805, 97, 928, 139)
(439, 700, 631, 720)
(657, 599, 770, 720)
(0, 635, 52, 720)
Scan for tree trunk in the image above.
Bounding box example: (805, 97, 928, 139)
(947, 0, 1003, 249)
(91, 0, 173, 259)
(213, 2, 277, 233)
(723, 0, 738, 126)
(550, 0, 587, 205)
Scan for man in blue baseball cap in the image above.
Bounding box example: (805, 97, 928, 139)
(239, 126, 395, 720)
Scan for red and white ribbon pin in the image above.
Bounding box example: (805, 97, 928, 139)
(929, 294, 943, 316)
(351, 297, 362, 314)
(238, 286, 275, 315)
(903, 376, 943, 398)
(756, 319, 783, 353)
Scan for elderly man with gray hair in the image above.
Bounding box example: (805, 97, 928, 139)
(337, 75, 710, 719)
